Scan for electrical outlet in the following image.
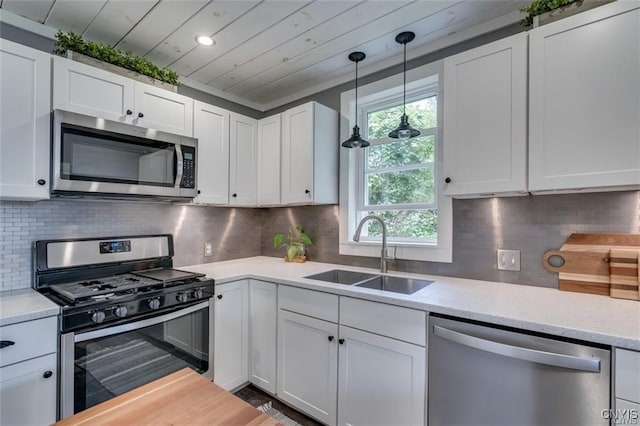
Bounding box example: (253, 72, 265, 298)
(497, 249, 520, 271)
(204, 242, 213, 257)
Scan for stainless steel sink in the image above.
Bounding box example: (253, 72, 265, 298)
(355, 275, 433, 294)
(303, 269, 379, 285)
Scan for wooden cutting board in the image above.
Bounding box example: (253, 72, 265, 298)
(55, 368, 280, 426)
(609, 249, 640, 300)
(543, 233, 640, 298)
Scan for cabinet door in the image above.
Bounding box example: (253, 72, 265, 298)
(443, 32, 528, 197)
(337, 325, 426, 426)
(134, 82, 194, 136)
(53, 56, 134, 123)
(257, 114, 281, 206)
(214, 281, 249, 390)
(229, 113, 258, 206)
(0, 353, 57, 426)
(0, 39, 51, 200)
(277, 310, 338, 426)
(529, 2, 640, 192)
(281, 103, 314, 204)
(248, 280, 277, 393)
(193, 101, 230, 204)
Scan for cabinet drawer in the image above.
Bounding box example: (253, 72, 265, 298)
(616, 348, 640, 403)
(340, 297, 425, 346)
(279, 286, 338, 323)
(0, 317, 57, 367)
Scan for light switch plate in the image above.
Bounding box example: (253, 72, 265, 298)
(497, 249, 520, 271)
(204, 242, 213, 257)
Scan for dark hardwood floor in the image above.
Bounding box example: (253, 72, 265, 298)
(234, 384, 323, 426)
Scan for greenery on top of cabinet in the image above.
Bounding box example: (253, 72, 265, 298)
(53, 31, 180, 86)
(520, 0, 581, 26)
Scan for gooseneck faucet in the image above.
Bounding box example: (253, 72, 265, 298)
(353, 215, 393, 273)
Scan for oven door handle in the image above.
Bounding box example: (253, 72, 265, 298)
(73, 301, 209, 343)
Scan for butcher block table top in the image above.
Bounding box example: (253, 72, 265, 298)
(54, 368, 280, 426)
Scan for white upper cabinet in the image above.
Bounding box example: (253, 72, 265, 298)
(528, 2, 640, 192)
(281, 102, 338, 205)
(193, 101, 230, 205)
(257, 114, 282, 206)
(53, 56, 193, 136)
(443, 32, 528, 197)
(133, 82, 193, 136)
(0, 39, 51, 201)
(229, 112, 258, 206)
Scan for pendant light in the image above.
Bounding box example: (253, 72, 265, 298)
(342, 51, 369, 148)
(388, 31, 420, 140)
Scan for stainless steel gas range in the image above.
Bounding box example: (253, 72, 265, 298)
(33, 234, 214, 420)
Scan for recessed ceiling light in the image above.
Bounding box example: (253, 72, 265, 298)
(195, 35, 214, 46)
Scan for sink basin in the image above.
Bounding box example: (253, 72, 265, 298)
(355, 275, 433, 294)
(304, 269, 379, 285)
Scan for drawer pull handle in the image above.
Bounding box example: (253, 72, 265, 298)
(0, 340, 15, 349)
(43, 371, 53, 379)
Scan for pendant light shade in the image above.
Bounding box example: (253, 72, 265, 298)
(342, 51, 369, 148)
(388, 31, 420, 140)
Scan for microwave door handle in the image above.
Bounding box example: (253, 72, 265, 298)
(432, 325, 601, 373)
(174, 145, 183, 188)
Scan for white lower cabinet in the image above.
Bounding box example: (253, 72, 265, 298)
(277, 309, 339, 425)
(248, 280, 277, 393)
(337, 325, 425, 426)
(214, 281, 249, 390)
(0, 353, 57, 426)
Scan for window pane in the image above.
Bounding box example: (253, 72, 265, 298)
(367, 135, 434, 169)
(365, 209, 438, 239)
(367, 167, 434, 205)
(367, 96, 437, 139)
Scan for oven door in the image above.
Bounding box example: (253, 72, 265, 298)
(60, 300, 212, 419)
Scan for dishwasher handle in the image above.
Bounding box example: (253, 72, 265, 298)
(433, 325, 601, 373)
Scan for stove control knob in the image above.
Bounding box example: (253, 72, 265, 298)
(148, 298, 161, 310)
(114, 305, 128, 318)
(192, 288, 204, 299)
(176, 292, 189, 303)
(91, 311, 106, 323)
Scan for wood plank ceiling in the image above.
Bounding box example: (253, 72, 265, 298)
(0, 0, 527, 110)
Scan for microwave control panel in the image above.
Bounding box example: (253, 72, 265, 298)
(180, 146, 196, 189)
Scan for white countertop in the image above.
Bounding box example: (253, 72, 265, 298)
(0, 288, 60, 326)
(182, 256, 640, 351)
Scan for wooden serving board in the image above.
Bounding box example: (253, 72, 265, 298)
(543, 233, 640, 298)
(55, 368, 280, 426)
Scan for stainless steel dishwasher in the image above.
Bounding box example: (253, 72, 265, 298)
(428, 315, 610, 426)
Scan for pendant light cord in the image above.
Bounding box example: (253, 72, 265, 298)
(355, 60, 359, 127)
(402, 42, 407, 116)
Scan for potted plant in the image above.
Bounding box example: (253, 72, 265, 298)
(273, 226, 313, 262)
(520, 0, 613, 27)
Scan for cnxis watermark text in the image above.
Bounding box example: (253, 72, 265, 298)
(602, 409, 639, 424)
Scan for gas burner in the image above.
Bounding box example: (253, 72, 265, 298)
(80, 280, 102, 286)
(94, 284, 116, 291)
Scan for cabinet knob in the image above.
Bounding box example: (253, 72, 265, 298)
(43, 371, 53, 379)
(328, 335, 334, 342)
(0, 340, 15, 349)
(232, 193, 237, 198)
(197, 190, 201, 194)
(304, 189, 310, 194)
(444, 177, 452, 184)
(338, 338, 345, 345)
(138, 112, 144, 118)
(126, 109, 133, 115)
(37, 179, 46, 186)
(217, 294, 223, 300)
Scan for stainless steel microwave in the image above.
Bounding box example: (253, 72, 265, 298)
(51, 110, 198, 200)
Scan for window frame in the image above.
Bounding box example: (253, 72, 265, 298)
(339, 60, 452, 263)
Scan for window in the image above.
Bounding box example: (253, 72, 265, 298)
(357, 95, 438, 243)
(339, 61, 452, 263)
